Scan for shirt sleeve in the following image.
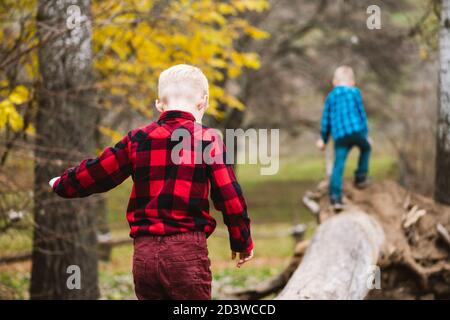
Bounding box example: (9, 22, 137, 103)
(52, 133, 132, 198)
(320, 95, 332, 143)
(355, 89, 369, 136)
(207, 137, 253, 253)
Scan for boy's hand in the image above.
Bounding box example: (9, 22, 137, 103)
(49, 177, 59, 188)
(316, 139, 326, 151)
(232, 250, 254, 268)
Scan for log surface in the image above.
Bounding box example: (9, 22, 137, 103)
(277, 211, 384, 300)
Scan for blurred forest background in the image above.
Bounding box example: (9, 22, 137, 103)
(0, 0, 445, 299)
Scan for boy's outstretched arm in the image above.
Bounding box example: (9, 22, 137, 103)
(207, 138, 254, 268)
(50, 133, 132, 198)
(319, 97, 332, 146)
(316, 97, 332, 151)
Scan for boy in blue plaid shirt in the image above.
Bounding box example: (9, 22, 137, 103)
(317, 66, 371, 211)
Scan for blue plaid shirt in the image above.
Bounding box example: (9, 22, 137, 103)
(320, 86, 368, 143)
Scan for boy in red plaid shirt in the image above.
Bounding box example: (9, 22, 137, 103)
(49, 64, 254, 300)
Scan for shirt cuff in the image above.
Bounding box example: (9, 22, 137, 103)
(51, 177, 61, 191)
(231, 239, 254, 253)
(244, 241, 254, 253)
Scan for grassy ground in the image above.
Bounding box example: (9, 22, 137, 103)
(0, 152, 396, 299)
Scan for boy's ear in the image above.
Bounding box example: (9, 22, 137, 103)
(197, 95, 208, 111)
(155, 99, 164, 113)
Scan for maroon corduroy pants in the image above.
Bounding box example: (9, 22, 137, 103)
(132, 231, 212, 300)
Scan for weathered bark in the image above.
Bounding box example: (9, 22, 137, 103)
(435, 0, 450, 204)
(30, 0, 99, 299)
(277, 211, 384, 300)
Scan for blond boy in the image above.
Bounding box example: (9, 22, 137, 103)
(317, 66, 371, 211)
(50, 64, 254, 299)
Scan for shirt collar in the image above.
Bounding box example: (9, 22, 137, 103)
(158, 110, 196, 123)
(334, 85, 353, 89)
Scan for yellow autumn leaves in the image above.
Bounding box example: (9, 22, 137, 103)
(0, 0, 269, 135)
(93, 0, 269, 118)
(0, 84, 33, 133)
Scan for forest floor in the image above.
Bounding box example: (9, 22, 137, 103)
(0, 153, 396, 299)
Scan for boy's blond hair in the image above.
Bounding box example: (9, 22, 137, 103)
(158, 64, 209, 104)
(333, 65, 355, 84)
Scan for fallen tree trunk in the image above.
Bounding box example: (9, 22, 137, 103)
(231, 180, 450, 300)
(276, 180, 450, 300)
(276, 211, 384, 300)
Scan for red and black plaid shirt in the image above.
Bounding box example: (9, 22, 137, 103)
(53, 110, 253, 253)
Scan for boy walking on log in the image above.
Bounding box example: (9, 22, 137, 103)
(316, 66, 371, 211)
(49, 64, 254, 300)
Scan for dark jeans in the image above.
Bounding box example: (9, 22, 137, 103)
(330, 132, 371, 202)
(133, 232, 212, 300)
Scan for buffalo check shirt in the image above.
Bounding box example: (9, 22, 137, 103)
(52, 110, 253, 253)
(320, 86, 369, 143)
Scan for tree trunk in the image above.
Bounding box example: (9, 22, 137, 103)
(30, 0, 99, 299)
(92, 110, 112, 261)
(276, 211, 384, 300)
(435, 0, 450, 204)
